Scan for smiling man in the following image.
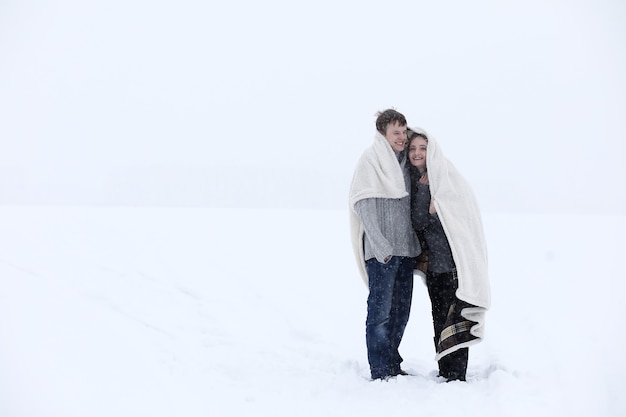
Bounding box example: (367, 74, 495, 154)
(349, 109, 421, 380)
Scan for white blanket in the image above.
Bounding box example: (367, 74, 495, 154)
(349, 133, 408, 285)
(412, 127, 491, 356)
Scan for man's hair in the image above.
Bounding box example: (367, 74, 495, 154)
(375, 109, 407, 135)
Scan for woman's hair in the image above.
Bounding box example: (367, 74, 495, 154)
(375, 109, 407, 135)
(408, 130, 428, 142)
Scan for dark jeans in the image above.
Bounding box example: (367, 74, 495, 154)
(426, 270, 468, 381)
(365, 256, 414, 379)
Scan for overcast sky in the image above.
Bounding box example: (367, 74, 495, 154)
(1, 0, 625, 213)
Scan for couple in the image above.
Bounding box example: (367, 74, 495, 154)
(349, 109, 490, 382)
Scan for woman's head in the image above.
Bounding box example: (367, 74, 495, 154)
(408, 133, 428, 173)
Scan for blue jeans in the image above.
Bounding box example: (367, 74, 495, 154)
(365, 256, 414, 379)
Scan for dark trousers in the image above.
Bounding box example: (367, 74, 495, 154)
(426, 270, 468, 381)
(365, 256, 414, 379)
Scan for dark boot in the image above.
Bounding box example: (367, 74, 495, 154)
(438, 347, 468, 382)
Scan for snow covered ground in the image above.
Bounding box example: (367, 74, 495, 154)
(0, 206, 624, 417)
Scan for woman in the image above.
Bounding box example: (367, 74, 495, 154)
(407, 129, 490, 382)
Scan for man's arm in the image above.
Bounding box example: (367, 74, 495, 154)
(354, 198, 393, 263)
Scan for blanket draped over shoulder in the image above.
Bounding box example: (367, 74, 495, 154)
(349, 132, 408, 286)
(412, 127, 491, 360)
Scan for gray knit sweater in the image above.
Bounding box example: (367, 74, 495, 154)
(354, 155, 421, 263)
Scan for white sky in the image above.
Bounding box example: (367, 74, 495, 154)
(1, 0, 625, 212)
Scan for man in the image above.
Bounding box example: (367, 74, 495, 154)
(349, 109, 421, 380)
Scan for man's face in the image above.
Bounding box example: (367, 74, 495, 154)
(384, 122, 407, 153)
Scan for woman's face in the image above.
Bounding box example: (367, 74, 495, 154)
(408, 136, 428, 172)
